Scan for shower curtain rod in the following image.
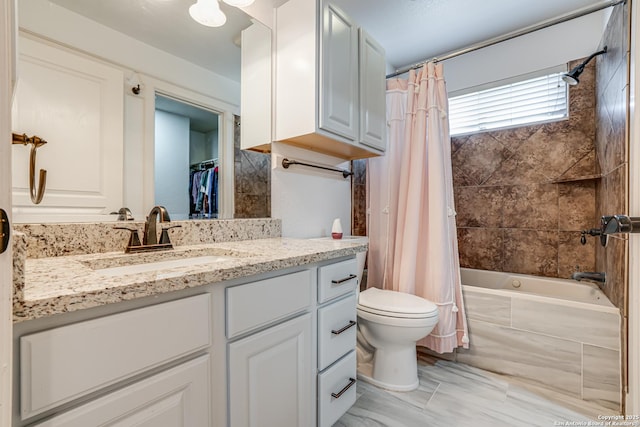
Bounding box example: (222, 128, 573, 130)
(386, 0, 626, 78)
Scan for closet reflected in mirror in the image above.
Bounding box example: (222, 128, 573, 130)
(154, 94, 220, 220)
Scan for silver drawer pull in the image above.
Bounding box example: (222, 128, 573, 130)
(331, 320, 356, 335)
(331, 274, 357, 285)
(331, 377, 356, 399)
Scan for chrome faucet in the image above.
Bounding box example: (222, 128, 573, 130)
(143, 206, 171, 245)
(114, 206, 180, 253)
(116, 207, 134, 221)
(571, 271, 606, 288)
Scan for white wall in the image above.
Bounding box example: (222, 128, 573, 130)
(271, 142, 351, 238)
(190, 131, 207, 165)
(155, 110, 190, 220)
(206, 130, 219, 161)
(444, 11, 607, 93)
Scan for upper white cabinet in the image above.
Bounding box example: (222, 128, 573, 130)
(240, 21, 272, 153)
(268, 0, 386, 160)
(358, 29, 387, 152)
(319, 3, 359, 142)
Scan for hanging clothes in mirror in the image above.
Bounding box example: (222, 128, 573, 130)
(190, 158, 218, 219)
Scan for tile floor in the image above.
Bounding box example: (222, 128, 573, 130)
(336, 357, 616, 427)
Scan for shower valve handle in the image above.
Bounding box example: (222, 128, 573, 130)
(580, 228, 601, 245)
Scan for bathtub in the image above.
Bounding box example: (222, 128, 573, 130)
(458, 268, 621, 411)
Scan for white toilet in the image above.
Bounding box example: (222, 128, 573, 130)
(356, 287, 439, 391)
(327, 236, 439, 392)
(312, 235, 439, 391)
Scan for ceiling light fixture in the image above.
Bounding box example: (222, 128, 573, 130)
(189, 0, 227, 27)
(222, 0, 255, 6)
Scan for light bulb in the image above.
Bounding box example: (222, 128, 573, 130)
(222, 0, 255, 7)
(189, 0, 227, 27)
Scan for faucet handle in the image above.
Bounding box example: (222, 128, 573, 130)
(580, 228, 601, 245)
(114, 226, 142, 248)
(159, 224, 182, 245)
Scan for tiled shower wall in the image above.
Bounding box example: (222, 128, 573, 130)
(451, 60, 599, 279)
(351, 159, 367, 236)
(594, 2, 629, 313)
(234, 115, 271, 218)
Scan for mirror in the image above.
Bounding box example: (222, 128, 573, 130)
(154, 95, 220, 220)
(12, 0, 271, 222)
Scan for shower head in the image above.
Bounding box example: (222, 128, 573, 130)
(562, 46, 608, 85)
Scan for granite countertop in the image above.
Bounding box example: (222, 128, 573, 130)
(14, 238, 367, 323)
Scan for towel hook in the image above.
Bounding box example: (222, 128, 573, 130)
(12, 133, 48, 204)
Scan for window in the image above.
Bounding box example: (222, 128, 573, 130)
(448, 71, 568, 136)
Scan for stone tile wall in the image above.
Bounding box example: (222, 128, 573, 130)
(594, 2, 629, 313)
(234, 115, 271, 218)
(453, 60, 599, 278)
(351, 159, 367, 236)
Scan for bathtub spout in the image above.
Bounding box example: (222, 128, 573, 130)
(571, 271, 606, 287)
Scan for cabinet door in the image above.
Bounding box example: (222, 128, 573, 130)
(241, 22, 272, 152)
(12, 36, 123, 219)
(319, 2, 358, 141)
(33, 355, 210, 427)
(359, 29, 387, 152)
(229, 313, 313, 427)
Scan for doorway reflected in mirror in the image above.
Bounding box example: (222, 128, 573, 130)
(155, 94, 220, 220)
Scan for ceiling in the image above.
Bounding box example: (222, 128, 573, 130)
(50, 0, 252, 81)
(156, 95, 219, 133)
(332, 0, 611, 73)
(48, 0, 610, 81)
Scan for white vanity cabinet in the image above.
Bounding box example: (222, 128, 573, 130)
(226, 270, 314, 427)
(15, 257, 362, 427)
(316, 258, 359, 427)
(19, 294, 212, 425)
(272, 0, 386, 160)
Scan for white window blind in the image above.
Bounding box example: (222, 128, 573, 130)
(449, 72, 568, 136)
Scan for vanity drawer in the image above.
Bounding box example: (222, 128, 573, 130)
(318, 258, 358, 304)
(20, 294, 211, 420)
(32, 355, 211, 427)
(318, 350, 357, 427)
(318, 294, 357, 371)
(226, 269, 313, 339)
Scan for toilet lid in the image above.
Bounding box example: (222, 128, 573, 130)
(358, 288, 438, 317)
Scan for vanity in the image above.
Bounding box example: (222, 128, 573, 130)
(12, 219, 365, 427)
(9, 0, 381, 425)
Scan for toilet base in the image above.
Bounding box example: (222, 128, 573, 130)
(356, 359, 419, 392)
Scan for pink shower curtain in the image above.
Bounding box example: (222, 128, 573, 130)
(367, 62, 468, 354)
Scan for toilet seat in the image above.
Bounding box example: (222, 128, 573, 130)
(357, 288, 438, 319)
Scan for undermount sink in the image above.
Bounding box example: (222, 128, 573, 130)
(82, 247, 256, 277)
(94, 255, 234, 277)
